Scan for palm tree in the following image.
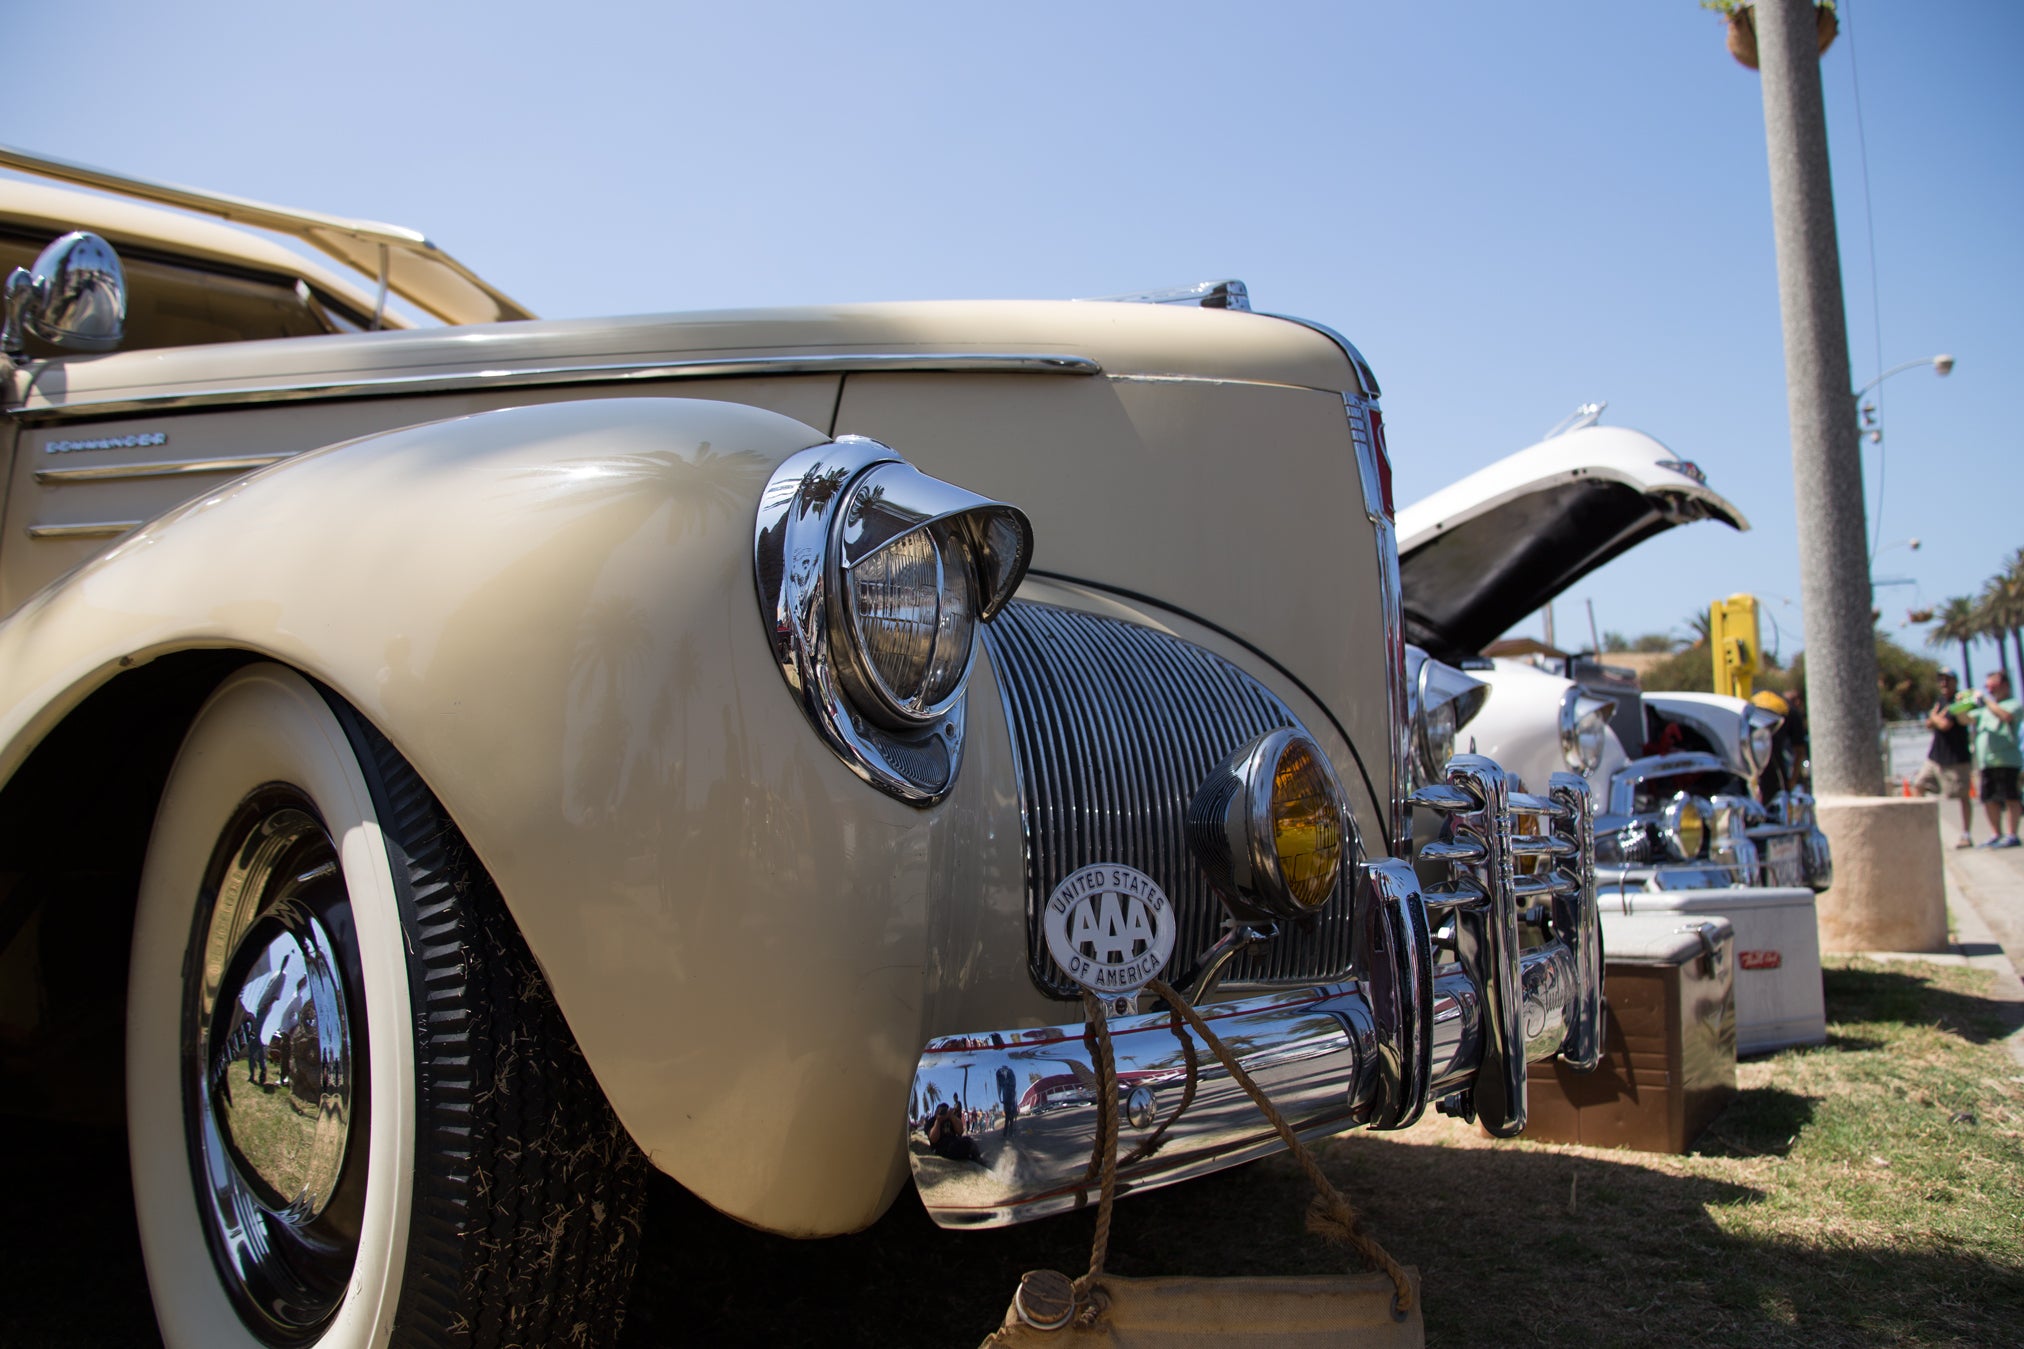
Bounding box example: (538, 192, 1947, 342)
(1679, 607, 1712, 648)
(1929, 596, 1978, 686)
(1976, 567, 2024, 685)
(2002, 550, 2024, 678)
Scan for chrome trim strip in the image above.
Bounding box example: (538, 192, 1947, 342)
(10, 352, 1105, 423)
(1361, 858, 1434, 1130)
(27, 519, 139, 539)
(1411, 757, 1600, 1132)
(1549, 774, 1602, 1072)
(1347, 395, 1409, 854)
(1447, 758, 1525, 1137)
(1260, 313, 1380, 398)
(35, 455, 286, 484)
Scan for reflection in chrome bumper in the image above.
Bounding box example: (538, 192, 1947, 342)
(909, 756, 1599, 1229)
(1608, 822, 1832, 894)
(910, 948, 1578, 1228)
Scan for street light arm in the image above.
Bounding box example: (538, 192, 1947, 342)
(1854, 354, 1954, 400)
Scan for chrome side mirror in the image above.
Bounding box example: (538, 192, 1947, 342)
(2, 230, 127, 360)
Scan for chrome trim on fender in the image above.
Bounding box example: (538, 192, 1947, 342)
(1345, 394, 1409, 853)
(9, 352, 1105, 422)
(36, 455, 285, 485)
(26, 519, 139, 539)
(1259, 314, 1380, 399)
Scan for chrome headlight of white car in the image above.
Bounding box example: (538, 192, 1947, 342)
(756, 436, 1033, 803)
(1558, 689, 1614, 773)
(1405, 647, 1490, 786)
(1658, 792, 1710, 861)
(1740, 705, 1784, 778)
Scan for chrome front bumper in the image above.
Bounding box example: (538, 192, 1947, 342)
(908, 757, 1600, 1229)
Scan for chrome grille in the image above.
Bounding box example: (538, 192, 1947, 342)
(983, 601, 1357, 998)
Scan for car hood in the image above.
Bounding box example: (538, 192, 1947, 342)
(1395, 424, 1748, 658)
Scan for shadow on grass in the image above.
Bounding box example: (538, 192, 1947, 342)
(5, 1105, 2019, 1349)
(1824, 963, 2024, 1046)
(1691, 1086, 1815, 1158)
(614, 1124, 2023, 1349)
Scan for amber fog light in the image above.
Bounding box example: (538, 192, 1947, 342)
(1271, 739, 1345, 911)
(1187, 728, 1354, 921)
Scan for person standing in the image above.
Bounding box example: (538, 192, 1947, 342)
(1913, 671, 1977, 848)
(1970, 670, 2022, 848)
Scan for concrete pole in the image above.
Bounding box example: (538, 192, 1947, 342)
(1756, 0, 1882, 796)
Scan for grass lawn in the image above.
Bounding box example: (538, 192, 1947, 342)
(1315, 957, 2024, 1347)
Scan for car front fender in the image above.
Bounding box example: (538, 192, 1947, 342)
(0, 396, 980, 1235)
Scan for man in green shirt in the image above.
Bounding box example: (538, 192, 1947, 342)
(1970, 670, 2022, 847)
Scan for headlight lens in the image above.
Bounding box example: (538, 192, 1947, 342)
(845, 526, 976, 720)
(1271, 739, 1346, 912)
(1743, 708, 1782, 777)
(1418, 697, 1459, 783)
(1560, 692, 1615, 773)
(1660, 793, 1708, 861)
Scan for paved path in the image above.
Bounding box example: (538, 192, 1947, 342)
(1933, 809, 2024, 1066)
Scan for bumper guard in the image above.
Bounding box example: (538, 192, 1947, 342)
(907, 756, 1600, 1228)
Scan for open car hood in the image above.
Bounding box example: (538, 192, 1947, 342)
(1396, 424, 1748, 658)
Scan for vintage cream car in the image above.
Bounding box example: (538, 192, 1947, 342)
(0, 149, 1602, 1348)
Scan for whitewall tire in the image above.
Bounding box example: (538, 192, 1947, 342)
(128, 665, 643, 1348)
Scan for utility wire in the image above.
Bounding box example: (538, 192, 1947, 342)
(1843, 0, 1890, 563)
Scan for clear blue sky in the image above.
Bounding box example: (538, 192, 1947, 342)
(11, 1, 2021, 672)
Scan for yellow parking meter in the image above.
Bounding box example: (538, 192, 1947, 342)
(1710, 594, 1761, 699)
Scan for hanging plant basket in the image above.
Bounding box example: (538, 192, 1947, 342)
(1725, 3, 1839, 70)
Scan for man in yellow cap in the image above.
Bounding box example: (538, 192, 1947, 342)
(1753, 688, 1805, 800)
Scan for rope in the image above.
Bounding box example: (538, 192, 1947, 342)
(1072, 991, 1120, 1322)
(1143, 977, 1415, 1318)
(1039, 979, 1413, 1334)
(1119, 1001, 1200, 1168)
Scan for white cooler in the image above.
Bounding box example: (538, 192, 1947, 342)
(1601, 887, 1826, 1055)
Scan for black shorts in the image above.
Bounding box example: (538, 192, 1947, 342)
(1981, 766, 2020, 804)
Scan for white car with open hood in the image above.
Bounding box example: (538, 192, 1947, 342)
(1396, 412, 1825, 893)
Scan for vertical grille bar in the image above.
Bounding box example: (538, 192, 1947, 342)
(983, 601, 1359, 998)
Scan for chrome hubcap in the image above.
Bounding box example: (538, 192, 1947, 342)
(187, 794, 370, 1343)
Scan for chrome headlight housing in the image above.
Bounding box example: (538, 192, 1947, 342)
(756, 437, 1033, 803)
(1740, 706, 1784, 779)
(1406, 646, 1490, 786)
(1658, 792, 1710, 861)
(1559, 689, 1615, 774)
